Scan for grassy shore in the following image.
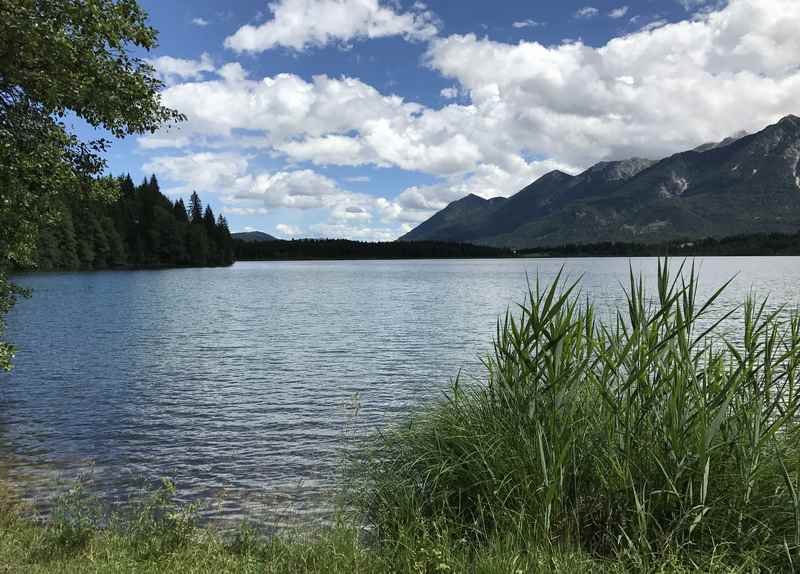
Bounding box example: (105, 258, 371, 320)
(3, 261, 799, 572)
(0, 483, 733, 573)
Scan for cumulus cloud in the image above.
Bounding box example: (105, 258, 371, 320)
(152, 72, 415, 144)
(140, 0, 800, 239)
(609, 6, 629, 18)
(386, 157, 574, 222)
(144, 151, 407, 236)
(147, 53, 215, 84)
(191, 17, 209, 26)
(224, 207, 270, 215)
(148, 70, 494, 177)
(276, 223, 303, 237)
(224, 0, 438, 53)
(440, 86, 459, 98)
(308, 222, 397, 241)
(638, 18, 669, 31)
(426, 0, 800, 168)
(142, 152, 249, 195)
(233, 169, 348, 209)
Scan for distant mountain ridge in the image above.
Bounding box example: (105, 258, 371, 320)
(400, 115, 800, 248)
(232, 231, 279, 242)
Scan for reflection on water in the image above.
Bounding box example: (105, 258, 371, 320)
(1, 257, 799, 523)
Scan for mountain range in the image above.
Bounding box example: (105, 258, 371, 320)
(400, 115, 800, 248)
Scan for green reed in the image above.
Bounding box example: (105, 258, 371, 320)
(360, 260, 800, 568)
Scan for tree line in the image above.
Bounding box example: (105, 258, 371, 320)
(29, 175, 234, 271)
(518, 231, 800, 257)
(234, 238, 513, 260)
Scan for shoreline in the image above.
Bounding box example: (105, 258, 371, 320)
(10, 250, 800, 276)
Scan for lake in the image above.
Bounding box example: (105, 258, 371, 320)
(2, 257, 799, 524)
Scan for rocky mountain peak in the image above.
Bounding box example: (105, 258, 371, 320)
(584, 158, 655, 182)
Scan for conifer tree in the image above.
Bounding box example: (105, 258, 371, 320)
(25, 177, 237, 270)
(189, 192, 203, 224)
(203, 205, 216, 233)
(148, 174, 160, 194)
(120, 174, 136, 198)
(173, 199, 188, 223)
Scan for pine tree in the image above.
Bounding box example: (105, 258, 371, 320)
(103, 217, 127, 267)
(36, 226, 60, 271)
(57, 209, 80, 270)
(187, 225, 208, 265)
(148, 174, 160, 194)
(89, 213, 111, 268)
(173, 199, 188, 223)
(217, 214, 234, 265)
(189, 192, 203, 224)
(203, 205, 216, 233)
(120, 174, 136, 199)
(29, 175, 236, 271)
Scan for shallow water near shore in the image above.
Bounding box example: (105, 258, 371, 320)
(2, 257, 799, 524)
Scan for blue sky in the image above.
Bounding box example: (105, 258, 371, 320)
(90, 0, 800, 238)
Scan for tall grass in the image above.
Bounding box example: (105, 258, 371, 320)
(361, 260, 800, 568)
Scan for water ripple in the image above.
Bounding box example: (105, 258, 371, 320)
(1, 258, 799, 523)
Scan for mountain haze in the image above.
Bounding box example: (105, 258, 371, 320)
(401, 116, 800, 248)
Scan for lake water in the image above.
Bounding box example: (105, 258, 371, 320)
(2, 258, 799, 524)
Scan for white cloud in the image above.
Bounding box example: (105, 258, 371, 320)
(678, 0, 721, 11)
(139, 0, 800, 239)
(574, 7, 600, 19)
(345, 175, 371, 182)
(146, 152, 405, 233)
(137, 135, 192, 150)
(426, 0, 800, 168)
(150, 70, 491, 177)
(276, 223, 302, 237)
(440, 86, 459, 98)
(609, 6, 629, 18)
(147, 53, 215, 85)
(233, 169, 348, 209)
(277, 135, 370, 166)
(308, 222, 397, 241)
(224, 0, 438, 53)
(638, 19, 669, 32)
(192, 17, 209, 26)
(512, 19, 543, 29)
(225, 207, 270, 215)
(142, 152, 249, 195)
(154, 72, 415, 143)
(385, 157, 574, 221)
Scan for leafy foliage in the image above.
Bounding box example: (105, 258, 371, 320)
(0, 0, 183, 369)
